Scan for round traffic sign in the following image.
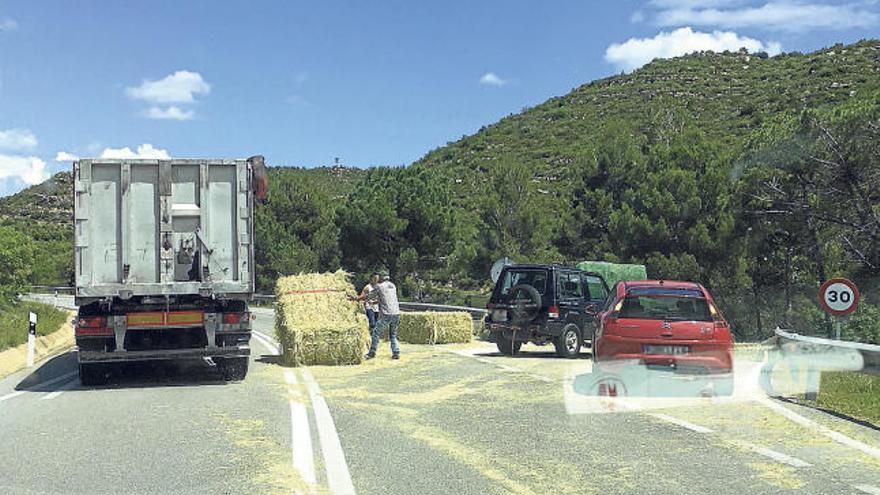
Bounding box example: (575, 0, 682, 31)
(818, 278, 859, 316)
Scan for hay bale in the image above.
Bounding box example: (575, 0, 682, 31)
(576, 261, 648, 287)
(397, 311, 473, 345)
(274, 270, 370, 366)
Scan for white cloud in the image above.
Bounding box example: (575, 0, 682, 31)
(99, 144, 170, 159)
(653, 1, 879, 31)
(0, 128, 37, 150)
(479, 72, 508, 86)
(145, 106, 195, 121)
(125, 70, 210, 104)
(0, 17, 17, 31)
(0, 155, 49, 185)
(605, 27, 782, 71)
(54, 151, 79, 162)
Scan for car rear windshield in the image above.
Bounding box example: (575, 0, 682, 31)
(619, 293, 712, 321)
(497, 269, 548, 297)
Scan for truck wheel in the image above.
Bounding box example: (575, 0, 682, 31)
(79, 363, 106, 386)
(217, 357, 248, 381)
(496, 338, 523, 356)
(555, 324, 582, 359)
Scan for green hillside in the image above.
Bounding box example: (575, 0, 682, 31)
(1, 39, 878, 341)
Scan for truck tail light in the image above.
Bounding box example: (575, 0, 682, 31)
(222, 312, 249, 324)
(76, 316, 111, 336)
(548, 305, 560, 319)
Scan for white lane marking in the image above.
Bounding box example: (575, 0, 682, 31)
(301, 369, 356, 495)
(252, 329, 277, 345)
(758, 397, 880, 459)
(855, 484, 880, 495)
(495, 363, 522, 373)
(739, 442, 811, 468)
(40, 378, 79, 400)
(284, 370, 299, 385)
(651, 413, 714, 433)
(651, 413, 811, 468)
(0, 390, 25, 402)
(290, 399, 317, 485)
(251, 332, 280, 356)
(1, 370, 78, 403)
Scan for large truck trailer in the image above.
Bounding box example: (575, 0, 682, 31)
(72, 156, 268, 384)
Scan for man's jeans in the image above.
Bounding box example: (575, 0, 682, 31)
(365, 308, 378, 330)
(369, 314, 400, 356)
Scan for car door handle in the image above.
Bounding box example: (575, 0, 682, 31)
(660, 332, 674, 338)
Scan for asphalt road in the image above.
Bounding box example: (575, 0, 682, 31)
(1, 305, 879, 495)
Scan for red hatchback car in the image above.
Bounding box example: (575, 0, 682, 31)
(593, 280, 733, 373)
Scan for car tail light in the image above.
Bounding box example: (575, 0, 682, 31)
(222, 312, 249, 324)
(709, 303, 730, 340)
(76, 316, 111, 336)
(548, 305, 560, 319)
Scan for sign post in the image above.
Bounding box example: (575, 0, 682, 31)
(818, 278, 860, 340)
(26, 311, 37, 368)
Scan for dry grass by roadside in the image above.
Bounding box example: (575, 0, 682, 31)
(799, 371, 880, 427)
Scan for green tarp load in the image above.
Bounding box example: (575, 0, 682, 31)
(575, 261, 648, 288)
(397, 312, 473, 345)
(275, 270, 370, 367)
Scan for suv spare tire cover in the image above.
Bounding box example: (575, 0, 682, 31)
(508, 284, 542, 324)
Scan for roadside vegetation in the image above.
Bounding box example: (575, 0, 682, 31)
(0, 301, 67, 352)
(2, 40, 878, 342)
(803, 371, 880, 426)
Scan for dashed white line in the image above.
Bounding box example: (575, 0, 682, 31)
(651, 413, 714, 433)
(855, 484, 880, 495)
(301, 369, 356, 495)
(40, 378, 79, 400)
(0, 390, 25, 402)
(1, 371, 79, 403)
(758, 397, 880, 459)
(739, 442, 811, 468)
(289, 399, 317, 485)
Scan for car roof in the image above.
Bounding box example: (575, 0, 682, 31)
(623, 280, 703, 290)
(504, 263, 568, 270)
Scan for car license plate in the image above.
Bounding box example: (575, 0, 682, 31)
(644, 345, 689, 355)
(492, 310, 508, 322)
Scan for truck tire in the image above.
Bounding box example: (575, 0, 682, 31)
(217, 357, 249, 381)
(496, 338, 523, 356)
(555, 324, 582, 359)
(79, 363, 106, 386)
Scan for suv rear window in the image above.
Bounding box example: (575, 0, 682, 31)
(619, 295, 712, 321)
(498, 269, 548, 296)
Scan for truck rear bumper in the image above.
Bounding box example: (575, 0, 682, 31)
(78, 345, 250, 363)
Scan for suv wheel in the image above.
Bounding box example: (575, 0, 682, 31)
(555, 324, 582, 359)
(496, 338, 523, 356)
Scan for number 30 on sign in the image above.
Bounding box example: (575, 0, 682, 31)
(818, 278, 860, 317)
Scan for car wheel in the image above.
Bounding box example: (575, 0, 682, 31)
(496, 338, 523, 356)
(217, 357, 249, 381)
(555, 324, 582, 359)
(78, 363, 106, 386)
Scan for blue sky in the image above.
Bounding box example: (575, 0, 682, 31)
(0, 0, 877, 196)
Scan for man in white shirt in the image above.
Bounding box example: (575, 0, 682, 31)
(349, 271, 401, 360)
(358, 272, 380, 333)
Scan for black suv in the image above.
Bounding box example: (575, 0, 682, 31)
(485, 264, 610, 358)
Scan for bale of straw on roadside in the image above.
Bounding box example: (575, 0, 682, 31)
(274, 270, 370, 366)
(397, 311, 472, 345)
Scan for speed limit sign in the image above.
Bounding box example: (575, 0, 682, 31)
(818, 278, 860, 317)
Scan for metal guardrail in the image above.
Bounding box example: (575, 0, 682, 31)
(398, 302, 487, 319)
(774, 327, 880, 370)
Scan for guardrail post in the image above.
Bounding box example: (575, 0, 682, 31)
(26, 311, 37, 367)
